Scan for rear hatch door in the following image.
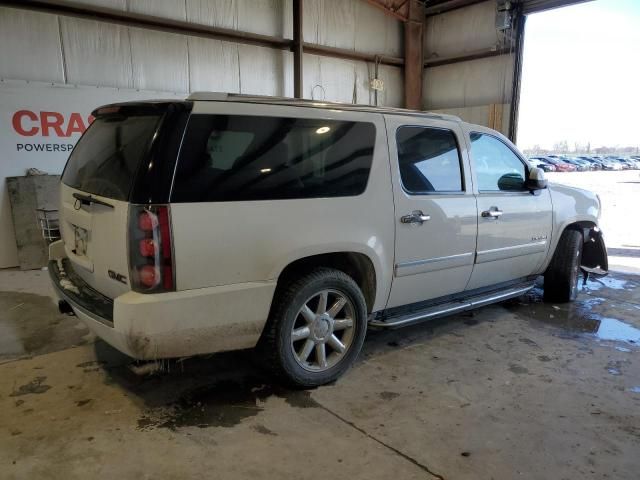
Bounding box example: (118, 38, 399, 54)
(59, 103, 175, 299)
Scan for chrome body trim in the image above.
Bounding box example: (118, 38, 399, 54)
(475, 241, 547, 264)
(395, 252, 474, 277)
(370, 284, 534, 328)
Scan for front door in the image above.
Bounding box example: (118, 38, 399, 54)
(386, 117, 478, 309)
(464, 129, 553, 290)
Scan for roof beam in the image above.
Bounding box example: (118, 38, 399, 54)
(363, 0, 410, 22)
(423, 0, 488, 16)
(424, 46, 512, 67)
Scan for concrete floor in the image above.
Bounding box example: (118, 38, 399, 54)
(1, 171, 639, 479)
(0, 269, 639, 479)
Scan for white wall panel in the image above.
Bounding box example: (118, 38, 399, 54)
(61, 18, 133, 88)
(237, 0, 291, 37)
(423, 54, 514, 110)
(129, 28, 189, 92)
(188, 37, 241, 93)
(304, 0, 356, 50)
(304, 55, 356, 103)
(354, 1, 403, 57)
(376, 65, 404, 107)
(302, 55, 403, 108)
(128, 0, 187, 20)
(0, 8, 64, 83)
(238, 45, 291, 96)
(186, 0, 237, 30)
(431, 104, 511, 135)
(425, 0, 497, 58)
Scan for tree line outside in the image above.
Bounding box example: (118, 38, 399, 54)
(522, 141, 640, 156)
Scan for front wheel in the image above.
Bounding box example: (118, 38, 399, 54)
(544, 229, 583, 303)
(258, 268, 367, 387)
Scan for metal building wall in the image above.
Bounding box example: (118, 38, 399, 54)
(0, 0, 404, 268)
(0, 0, 404, 103)
(423, 0, 516, 136)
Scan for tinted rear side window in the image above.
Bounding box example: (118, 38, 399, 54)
(396, 126, 463, 193)
(171, 115, 376, 202)
(62, 114, 161, 200)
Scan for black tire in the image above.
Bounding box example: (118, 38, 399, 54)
(257, 268, 368, 387)
(544, 229, 583, 303)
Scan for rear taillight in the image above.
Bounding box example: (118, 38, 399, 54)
(129, 205, 175, 293)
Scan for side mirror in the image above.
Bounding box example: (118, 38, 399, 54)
(525, 167, 548, 191)
(497, 172, 526, 191)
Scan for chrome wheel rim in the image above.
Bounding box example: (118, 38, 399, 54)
(290, 289, 356, 372)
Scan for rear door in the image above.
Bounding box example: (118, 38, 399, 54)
(59, 105, 167, 298)
(385, 116, 477, 308)
(464, 128, 553, 290)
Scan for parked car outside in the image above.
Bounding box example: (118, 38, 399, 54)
(561, 157, 590, 171)
(542, 156, 577, 172)
(576, 156, 602, 170)
(626, 157, 640, 169)
(606, 157, 631, 170)
(48, 93, 608, 386)
(528, 156, 557, 172)
(592, 157, 622, 170)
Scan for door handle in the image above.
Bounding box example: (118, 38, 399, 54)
(401, 210, 431, 225)
(481, 207, 503, 219)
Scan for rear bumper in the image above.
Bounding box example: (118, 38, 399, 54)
(49, 245, 277, 360)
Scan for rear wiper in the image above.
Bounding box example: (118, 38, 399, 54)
(72, 192, 114, 209)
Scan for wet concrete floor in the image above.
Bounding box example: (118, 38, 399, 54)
(0, 269, 639, 479)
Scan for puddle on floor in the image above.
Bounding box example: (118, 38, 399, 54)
(508, 288, 640, 347)
(0, 291, 92, 361)
(593, 317, 640, 344)
(583, 276, 635, 292)
(136, 376, 317, 431)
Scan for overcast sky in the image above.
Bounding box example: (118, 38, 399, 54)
(517, 0, 640, 150)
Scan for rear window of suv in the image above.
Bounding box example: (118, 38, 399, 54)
(62, 113, 161, 201)
(171, 115, 376, 202)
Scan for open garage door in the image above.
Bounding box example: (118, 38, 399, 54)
(521, 0, 592, 15)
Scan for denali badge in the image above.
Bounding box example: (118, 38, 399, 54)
(531, 235, 548, 241)
(108, 270, 128, 284)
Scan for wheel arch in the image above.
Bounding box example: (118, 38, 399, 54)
(274, 251, 379, 314)
(543, 219, 607, 273)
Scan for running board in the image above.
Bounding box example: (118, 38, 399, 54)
(369, 283, 534, 329)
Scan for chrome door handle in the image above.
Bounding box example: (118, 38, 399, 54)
(481, 208, 503, 218)
(401, 211, 431, 225)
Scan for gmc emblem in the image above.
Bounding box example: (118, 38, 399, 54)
(108, 270, 128, 285)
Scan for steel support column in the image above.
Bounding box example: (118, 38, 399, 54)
(508, 8, 526, 143)
(404, 0, 424, 110)
(293, 0, 303, 98)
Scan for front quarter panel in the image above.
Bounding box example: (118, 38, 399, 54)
(540, 182, 601, 272)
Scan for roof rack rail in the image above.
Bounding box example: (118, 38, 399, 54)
(186, 91, 461, 122)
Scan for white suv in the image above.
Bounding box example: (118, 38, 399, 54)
(49, 93, 608, 386)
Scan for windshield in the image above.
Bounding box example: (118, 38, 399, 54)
(62, 113, 162, 200)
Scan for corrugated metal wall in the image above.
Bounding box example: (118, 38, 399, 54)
(0, 0, 404, 268)
(0, 0, 404, 104)
(423, 0, 515, 136)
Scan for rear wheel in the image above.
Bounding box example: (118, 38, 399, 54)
(258, 268, 367, 387)
(544, 229, 583, 303)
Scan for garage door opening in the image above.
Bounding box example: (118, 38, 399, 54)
(517, 0, 640, 273)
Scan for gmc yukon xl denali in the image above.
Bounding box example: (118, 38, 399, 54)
(49, 93, 608, 386)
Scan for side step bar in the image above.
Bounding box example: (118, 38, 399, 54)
(369, 283, 534, 329)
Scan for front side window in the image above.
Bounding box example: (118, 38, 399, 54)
(171, 115, 376, 202)
(396, 126, 463, 194)
(470, 133, 527, 192)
